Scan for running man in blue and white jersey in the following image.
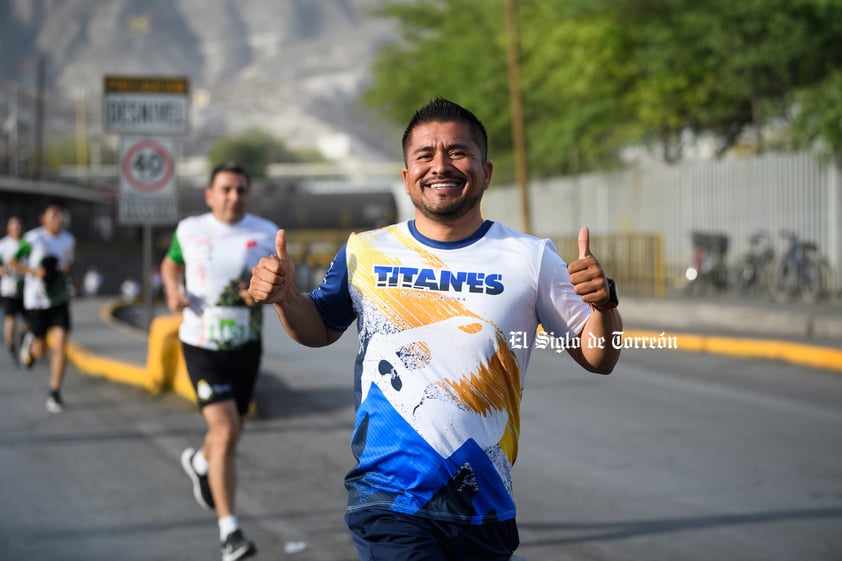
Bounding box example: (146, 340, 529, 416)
(161, 162, 278, 561)
(10, 204, 76, 412)
(249, 98, 623, 561)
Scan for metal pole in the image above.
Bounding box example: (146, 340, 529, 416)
(143, 223, 153, 329)
(505, 0, 531, 235)
(75, 90, 88, 172)
(33, 57, 45, 181)
(829, 157, 842, 297)
(9, 84, 19, 176)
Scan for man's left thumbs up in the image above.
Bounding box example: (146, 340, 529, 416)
(568, 226, 611, 307)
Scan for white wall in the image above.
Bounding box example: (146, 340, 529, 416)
(482, 152, 842, 296)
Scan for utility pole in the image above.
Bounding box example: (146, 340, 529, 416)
(32, 57, 45, 181)
(505, 0, 531, 234)
(9, 84, 20, 176)
(75, 89, 88, 173)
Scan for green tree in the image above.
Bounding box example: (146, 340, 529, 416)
(364, 0, 842, 178)
(43, 136, 118, 176)
(44, 137, 82, 173)
(363, 0, 516, 178)
(207, 128, 320, 177)
(792, 69, 842, 158)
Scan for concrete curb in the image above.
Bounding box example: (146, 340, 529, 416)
(619, 298, 842, 341)
(63, 304, 842, 404)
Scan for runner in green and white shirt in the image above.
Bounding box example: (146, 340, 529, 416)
(161, 162, 277, 561)
(10, 204, 76, 412)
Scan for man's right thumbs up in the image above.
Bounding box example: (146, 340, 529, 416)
(249, 229, 294, 304)
(275, 229, 288, 259)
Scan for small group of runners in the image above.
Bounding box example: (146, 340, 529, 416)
(1, 206, 76, 413)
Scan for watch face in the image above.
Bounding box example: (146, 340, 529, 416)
(607, 279, 618, 304)
(591, 278, 618, 311)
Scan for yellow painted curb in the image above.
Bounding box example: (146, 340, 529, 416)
(65, 303, 197, 403)
(66, 341, 151, 391)
(64, 307, 840, 411)
(623, 329, 842, 372)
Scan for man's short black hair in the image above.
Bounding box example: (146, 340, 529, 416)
(209, 161, 251, 188)
(401, 97, 488, 163)
(43, 200, 65, 212)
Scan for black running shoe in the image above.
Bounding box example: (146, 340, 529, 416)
(180, 447, 215, 510)
(7, 344, 19, 366)
(221, 529, 256, 561)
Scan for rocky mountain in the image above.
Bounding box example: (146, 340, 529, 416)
(0, 0, 404, 161)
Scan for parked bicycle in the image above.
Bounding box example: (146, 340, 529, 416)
(733, 229, 776, 297)
(684, 231, 729, 295)
(770, 230, 830, 303)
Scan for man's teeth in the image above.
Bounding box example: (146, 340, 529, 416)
(430, 182, 458, 189)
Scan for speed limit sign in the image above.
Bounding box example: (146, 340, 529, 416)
(119, 136, 178, 224)
(123, 138, 174, 192)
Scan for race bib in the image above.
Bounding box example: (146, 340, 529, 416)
(203, 306, 251, 347)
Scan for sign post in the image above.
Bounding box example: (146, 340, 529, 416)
(105, 75, 189, 327)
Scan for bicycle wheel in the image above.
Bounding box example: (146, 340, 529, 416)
(756, 258, 775, 299)
(771, 256, 799, 303)
(801, 257, 829, 303)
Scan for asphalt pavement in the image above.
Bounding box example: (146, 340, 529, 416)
(1, 296, 361, 561)
(1, 293, 840, 561)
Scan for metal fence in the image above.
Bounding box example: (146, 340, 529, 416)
(482, 152, 842, 300)
(549, 233, 665, 299)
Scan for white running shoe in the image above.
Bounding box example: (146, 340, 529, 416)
(46, 391, 64, 413)
(19, 332, 34, 369)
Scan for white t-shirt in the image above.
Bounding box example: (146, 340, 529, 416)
(0, 235, 24, 299)
(17, 227, 76, 310)
(310, 220, 591, 524)
(166, 213, 279, 350)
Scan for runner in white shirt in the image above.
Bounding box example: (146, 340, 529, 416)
(0, 216, 25, 363)
(10, 204, 76, 413)
(162, 162, 277, 561)
(249, 98, 623, 561)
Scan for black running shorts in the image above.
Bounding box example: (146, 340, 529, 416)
(25, 302, 71, 338)
(181, 340, 261, 414)
(1, 296, 24, 317)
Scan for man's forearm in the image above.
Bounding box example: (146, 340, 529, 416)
(577, 308, 623, 374)
(272, 292, 341, 348)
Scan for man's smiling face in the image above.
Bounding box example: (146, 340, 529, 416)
(402, 120, 492, 226)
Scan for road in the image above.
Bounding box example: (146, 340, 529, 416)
(513, 341, 842, 561)
(1, 315, 841, 561)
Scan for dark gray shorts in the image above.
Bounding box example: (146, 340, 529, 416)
(346, 508, 519, 561)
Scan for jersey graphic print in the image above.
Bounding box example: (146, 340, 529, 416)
(313, 221, 589, 524)
(346, 225, 537, 524)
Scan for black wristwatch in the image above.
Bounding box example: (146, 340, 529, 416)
(591, 278, 618, 311)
